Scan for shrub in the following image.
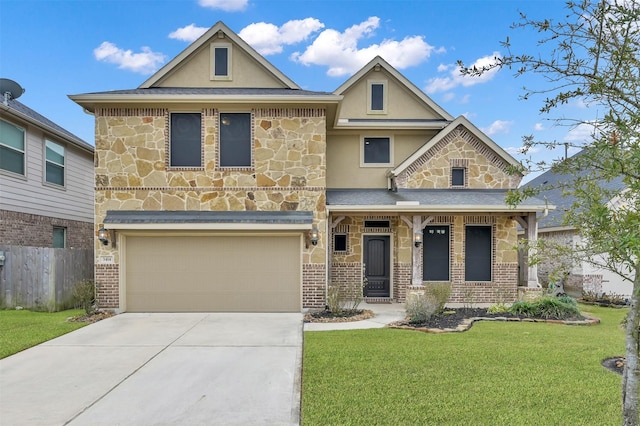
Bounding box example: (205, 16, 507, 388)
(326, 279, 364, 316)
(487, 303, 509, 314)
(536, 296, 581, 319)
(71, 280, 96, 315)
(406, 293, 438, 324)
(424, 283, 452, 315)
(509, 300, 538, 317)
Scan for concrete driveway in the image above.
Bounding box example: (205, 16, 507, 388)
(0, 313, 303, 425)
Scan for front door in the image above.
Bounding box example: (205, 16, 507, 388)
(363, 235, 390, 297)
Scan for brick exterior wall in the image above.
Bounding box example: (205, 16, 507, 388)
(95, 263, 119, 309)
(303, 263, 326, 309)
(0, 210, 93, 249)
(331, 262, 362, 299)
(393, 262, 411, 301)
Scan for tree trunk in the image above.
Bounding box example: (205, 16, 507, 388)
(622, 265, 640, 426)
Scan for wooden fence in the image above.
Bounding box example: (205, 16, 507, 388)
(0, 245, 94, 311)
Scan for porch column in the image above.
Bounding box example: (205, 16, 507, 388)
(412, 216, 423, 285)
(526, 212, 541, 288)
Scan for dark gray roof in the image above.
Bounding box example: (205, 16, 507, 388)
(522, 151, 626, 229)
(326, 189, 547, 210)
(77, 87, 335, 97)
(104, 210, 313, 224)
(4, 99, 92, 151)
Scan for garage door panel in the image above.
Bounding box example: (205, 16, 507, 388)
(125, 235, 301, 312)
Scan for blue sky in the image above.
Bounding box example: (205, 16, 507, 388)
(1, 0, 591, 181)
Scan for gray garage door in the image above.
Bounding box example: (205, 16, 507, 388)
(124, 235, 301, 312)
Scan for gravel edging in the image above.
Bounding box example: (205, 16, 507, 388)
(387, 314, 601, 333)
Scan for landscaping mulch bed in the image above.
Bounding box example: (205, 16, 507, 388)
(304, 309, 374, 323)
(388, 308, 597, 333)
(67, 310, 115, 324)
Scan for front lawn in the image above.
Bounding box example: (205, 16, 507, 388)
(0, 309, 88, 359)
(302, 305, 627, 425)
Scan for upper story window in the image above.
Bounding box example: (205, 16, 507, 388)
(362, 137, 392, 166)
(211, 43, 232, 80)
(0, 118, 25, 175)
(367, 80, 387, 114)
(219, 112, 252, 168)
(451, 167, 465, 187)
(170, 112, 202, 168)
(45, 140, 65, 186)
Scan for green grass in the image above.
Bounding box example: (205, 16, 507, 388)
(302, 305, 627, 425)
(0, 309, 88, 359)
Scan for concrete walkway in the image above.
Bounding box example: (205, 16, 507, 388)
(303, 302, 406, 331)
(0, 313, 302, 426)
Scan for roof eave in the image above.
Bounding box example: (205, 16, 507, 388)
(333, 120, 450, 130)
(327, 204, 553, 213)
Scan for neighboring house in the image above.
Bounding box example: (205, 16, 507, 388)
(521, 155, 633, 297)
(0, 94, 94, 249)
(70, 22, 548, 313)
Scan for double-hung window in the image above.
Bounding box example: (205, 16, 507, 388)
(211, 43, 232, 80)
(45, 140, 65, 186)
(362, 137, 391, 166)
(219, 112, 251, 168)
(170, 113, 202, 168)
(465, 226, 492, 281)
(0, 119, 25, 175)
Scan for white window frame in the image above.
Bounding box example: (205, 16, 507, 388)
(360, 135, 393, 167)
(210, 43, 232, 81)
(367, 80, 387, 114)
(0, 118, 26, 177)
(44, 139, 66, 188)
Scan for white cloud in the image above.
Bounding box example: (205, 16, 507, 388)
(534, 123, 545, 131)
(506, 145, 540, 155)
(169, 24, 208, 42)
(481, 119, 513, 135)
(239, 18, 324, 55)
(198, 0, 247, 12)
(93, 41, 166, 74)
(291, 17, 441, 77)
(424, 52, 501, 93)
(442, 93, 455, 102)
(564, 122, 598, 143)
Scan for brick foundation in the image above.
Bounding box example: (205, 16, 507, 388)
(95, 263, 119, 309)
(0, 210, 93, 249)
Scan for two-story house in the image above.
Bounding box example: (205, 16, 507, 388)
(70, 22, 547, 313)
(0, 90, 94, 249)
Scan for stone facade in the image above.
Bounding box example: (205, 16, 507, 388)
(93, 107, 327, 308)
(396, 126, 522, 190)
(0, 210, 93, 249)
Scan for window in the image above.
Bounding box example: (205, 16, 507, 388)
(465, 226, 492, 281)
(363, 137, 391, 165)
(45, 140, 65, 186)
(170, 113, 202, 167)
(368, 80, 387, 114)
(53, 227, 66, 248)
(211, 43, 231, 80)
(333, 234, 347, 252)
(452, 167, 465, 187)
(219, 112, 251, 167)
(0, 119, 25, 175)
(364, 220, 390, 228)
(423, 226, 450, 281)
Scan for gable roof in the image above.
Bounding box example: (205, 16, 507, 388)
(334, 56, 454, 121)
(388, 115, 522, 178)
(522, 150, 626, 229)
(139, 21, 300, 89)
(1, 98, 93, 153)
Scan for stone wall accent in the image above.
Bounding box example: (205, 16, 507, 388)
(94, 107, 328, 309)
(303, 263, 326, 308)
(95, 263, 119, 309)
(0, 210, 93, 249)
(396, 125, 521, 189)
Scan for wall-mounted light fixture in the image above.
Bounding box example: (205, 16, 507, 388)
(310, 227, 319, 246)
(414, 231, 423, 247)
(97, 227, 116, 248)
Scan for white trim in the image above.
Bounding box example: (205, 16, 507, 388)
(328, 204, 552, 213)
(367, 80, 387, 114)
(210, 42, 232, 81)
(43, 138, 66, 188)
(104, 222, 313, 231)
(361, 135, 393, 167)
(0, 117, 26, 177)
